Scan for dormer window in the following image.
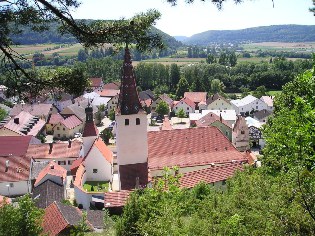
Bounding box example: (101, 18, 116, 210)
(136, 118, 140, 125)
(125, 119, 129, 126)
(241, 130, 245, 134)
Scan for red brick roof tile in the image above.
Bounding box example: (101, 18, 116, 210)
(0, 155, 31, 182)
(180, 163, 243, 188)
(97, 89, 120, 97)
(103, 82, 120, 90)
(60, 115, 82, 130)
(160, 116, 173, 131)
(0, 136, 33, 156)
(184, 92, 207, 103)
(26, 141, 82, 160)
(43, 202, 69, 236)
(73, 163, 85, 190)
(148, 126, 247, 170)
(89, 78, 103, 87)
(104, 190, 132, 208)
(82, 122, 98, 137)
(195, 112, 231, 128)
(94, 138, 113, 163)
(175, 97, 195, 109)
(47, 113, 64, 125)
(34, 161, 67, 187)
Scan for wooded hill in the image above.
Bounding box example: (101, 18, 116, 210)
(10, 20, 182, 49)
(180, 25, 315, 45)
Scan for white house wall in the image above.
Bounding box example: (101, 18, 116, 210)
(34, 158, 75, 171)
(173, 102, 194, 115)
(207, 99, 233, 110)
(0, 181, 29, 196)
(84, 146, 112, 182)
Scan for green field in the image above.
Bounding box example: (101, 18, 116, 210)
(242, 42, 315, 53)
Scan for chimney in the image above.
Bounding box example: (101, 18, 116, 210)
(14, 118, 19, 124)
(50, 164, 54, 169)
(49, 143, 53, 154)
(5, 160, 9, 172)
(68, 140, 72, 148)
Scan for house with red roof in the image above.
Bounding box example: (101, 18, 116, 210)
(46, 113, 64, 134)
(232, 115, 250, 151)
(26, 140, 82, 171)
(0, 111, 46, 137)
(172, 97, 195, 116)
(52, 115, 83, 140)
(106, 94, 119, 113)
(195, 112, 232, 141)
(74, 138, 113, 209)
(0, 155, 32, 196)
(88, 77, 104, 91)
(34, 161, 67, 187)
(103, 81, 120, 90)
(98, 89, 120, 98)
(9, 103, 58, 121)
(150, 93, 173, 116)
(206, 93, 233, 110)
(184, 92, 207, 110)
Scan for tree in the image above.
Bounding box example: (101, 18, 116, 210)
(108, 109, 115, 121)
(176, 108, 186, 123)
(170, 64, 180, 92)
(210, 79, 225, 94)
(100, 128, 113, 145)
(70, 211, 91, 236)
(218, 52, 228, 66)
(77, 49, 88, 62)
(0, 108, 7, 122)
(240, 86, 250, 98)
(175, 77, 189, 99)
(0, 195, 44, 236)
(229, 52, 237, 67)
(206, 53, 216, 64)
(252, 85, 268, 98)
(156, 101, 169, 117)
(1, 1, 164, 99)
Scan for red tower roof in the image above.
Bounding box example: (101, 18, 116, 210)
(117, 48, 143, 115)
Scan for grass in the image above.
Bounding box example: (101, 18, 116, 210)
(83, 181, 109, 192)
(268, 90, 282, 96)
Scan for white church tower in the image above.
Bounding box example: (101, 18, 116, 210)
(115, 47, 148, 190)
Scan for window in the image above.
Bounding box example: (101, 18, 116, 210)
(57, 127, 60, 130)
(93, 169, 98, 173)
(125, 119, 129, 125)
(58, 161, 66, 165)
(187, 107, 189, 110)
(68, 160, 73, 165)
(58, 134, 60, 137)
(241, 130, 245, 134)
(136, 118, 140, 125)
(9, 183, 14, 188)
(63, 128, 65, 131)
(256, 106, 258, 109)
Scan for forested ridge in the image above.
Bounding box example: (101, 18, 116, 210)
(10, 20, 182, 49)
(183, 25, 315, 45)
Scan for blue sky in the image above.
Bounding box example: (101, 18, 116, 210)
(72, 0, 315, 37)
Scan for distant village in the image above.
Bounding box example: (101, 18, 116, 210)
(0, 48, 275, 235)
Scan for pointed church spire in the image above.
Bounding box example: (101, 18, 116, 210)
(118, 47, 143, 115)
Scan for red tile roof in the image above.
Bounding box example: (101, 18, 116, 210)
(119, 162, 148, 190)
(34, 161, 67, 187)
(60, 115, 82, 130)
(10, 103, 54, 117)
(26, 141, 82, 160)
(0, 155, 31, 182)
(148, 126, 247, 170)
(179, 163, 243, 188)
(82, 122, 98, 137)
(104, 190, 131, 208)
(47, 113, 64, 125)
(160, 116, 173, 131)
(206, 93, 231, 105)
(0, 136, 33, 156)
(184, 92, 207, 103)
(97, 89, 120, 97)
(175, 97, 195, 109)
(141, 98, 152, 108)
(4, 111, 45, 136)
(94, 138, 113, 163)
(70, 158, 84, 175)
(43, 202, 69, 236)
(195, 112, 231, 128)
(73, 163, 85, 190)
(89, 78, 103, 87)
(103, 82, 120, 90)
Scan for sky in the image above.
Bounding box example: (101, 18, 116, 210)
(72, 0, 315, 37)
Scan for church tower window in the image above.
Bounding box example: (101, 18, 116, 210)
(125, 119, 129, 126)
(136, 118, 140, 125)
